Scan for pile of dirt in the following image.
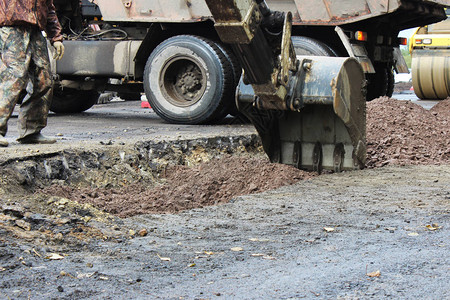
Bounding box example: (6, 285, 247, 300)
(41, 156, 313, 217)
(430, 97, 450, 120)
(366, 97, 450, 167)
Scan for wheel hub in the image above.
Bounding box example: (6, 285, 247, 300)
(177, 71, 202, 96)
(160, 57, 207, 107)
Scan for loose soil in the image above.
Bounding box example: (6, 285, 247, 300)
(430, 97, 450, 120)
(367, 97, 450, 167)
(38, 97, 450, 217)
(41, 156, 313, 218)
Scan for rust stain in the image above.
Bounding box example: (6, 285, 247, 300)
(184, 0, 194, 18)
(292, 9, 372, 26)
(323, 0, 333, 19)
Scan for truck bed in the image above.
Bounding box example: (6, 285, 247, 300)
(94, 0, 447, 30)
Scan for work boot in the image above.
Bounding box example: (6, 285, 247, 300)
(17, 133, 57, 144)
(0, 135, 8, 147)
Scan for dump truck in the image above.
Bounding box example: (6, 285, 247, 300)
(51, 0, 447, 171)
(410, 7, 449, 100)
(52, 0, 447, 120)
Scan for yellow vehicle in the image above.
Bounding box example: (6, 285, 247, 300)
(410, 8, 450, 100)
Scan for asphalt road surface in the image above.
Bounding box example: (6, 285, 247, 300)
(2, 100, 256, 158)
(393, 91, 440, 110)
(3, 92, 437, 147)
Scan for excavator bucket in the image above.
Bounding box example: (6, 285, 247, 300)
(205, 0, 366, 172)
(237, 55, 366, 172)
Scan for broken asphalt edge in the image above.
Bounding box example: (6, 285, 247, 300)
(0, 134, 263, 186)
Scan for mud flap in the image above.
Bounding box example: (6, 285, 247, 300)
(237, 56, 367, 172)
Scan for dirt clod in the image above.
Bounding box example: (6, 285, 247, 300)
(138, 229, 148, 237)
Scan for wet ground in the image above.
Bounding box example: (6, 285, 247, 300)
(0, 92, 449, 299)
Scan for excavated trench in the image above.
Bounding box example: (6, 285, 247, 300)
(0, 97, 449, 221)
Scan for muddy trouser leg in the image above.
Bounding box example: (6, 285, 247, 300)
(0, 27, 32, 137)
(18, 29, 52, 139)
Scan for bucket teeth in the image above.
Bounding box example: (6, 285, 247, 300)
(333, 143, 345, 173)
(237, 102, 366, 172)
(312, 142, 323, 174)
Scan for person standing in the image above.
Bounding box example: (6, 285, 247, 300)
(0, 0, 65, 147)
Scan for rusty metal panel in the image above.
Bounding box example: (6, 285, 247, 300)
(92, 0, 212, 22)
(266, 0, 403, 25)
(366, 0, 389, 13)
(90, 0, 448, 25)
(205, 0, 255, 22)
(266, 0, 449, 25)
(293, 0, 330, 21)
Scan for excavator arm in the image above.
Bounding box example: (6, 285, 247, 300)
(205, 0, 367, 172)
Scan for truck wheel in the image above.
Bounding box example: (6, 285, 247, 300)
(143, 35, 233, 124)
(213, 41, 242, 116)
(291, 36, 338, 56)
(366, 65, 394, 101)
(387, 68, 395, 97)
(50, 89, 99, 113)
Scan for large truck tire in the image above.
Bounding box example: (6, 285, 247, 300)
(50, 89, 99, 113)
(366, 64, 395, 101)
(291, 36, 338, 57)
(387, 68, 395, 98)
(143, 35, 233, 124)
(213, 41, 242, 117)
